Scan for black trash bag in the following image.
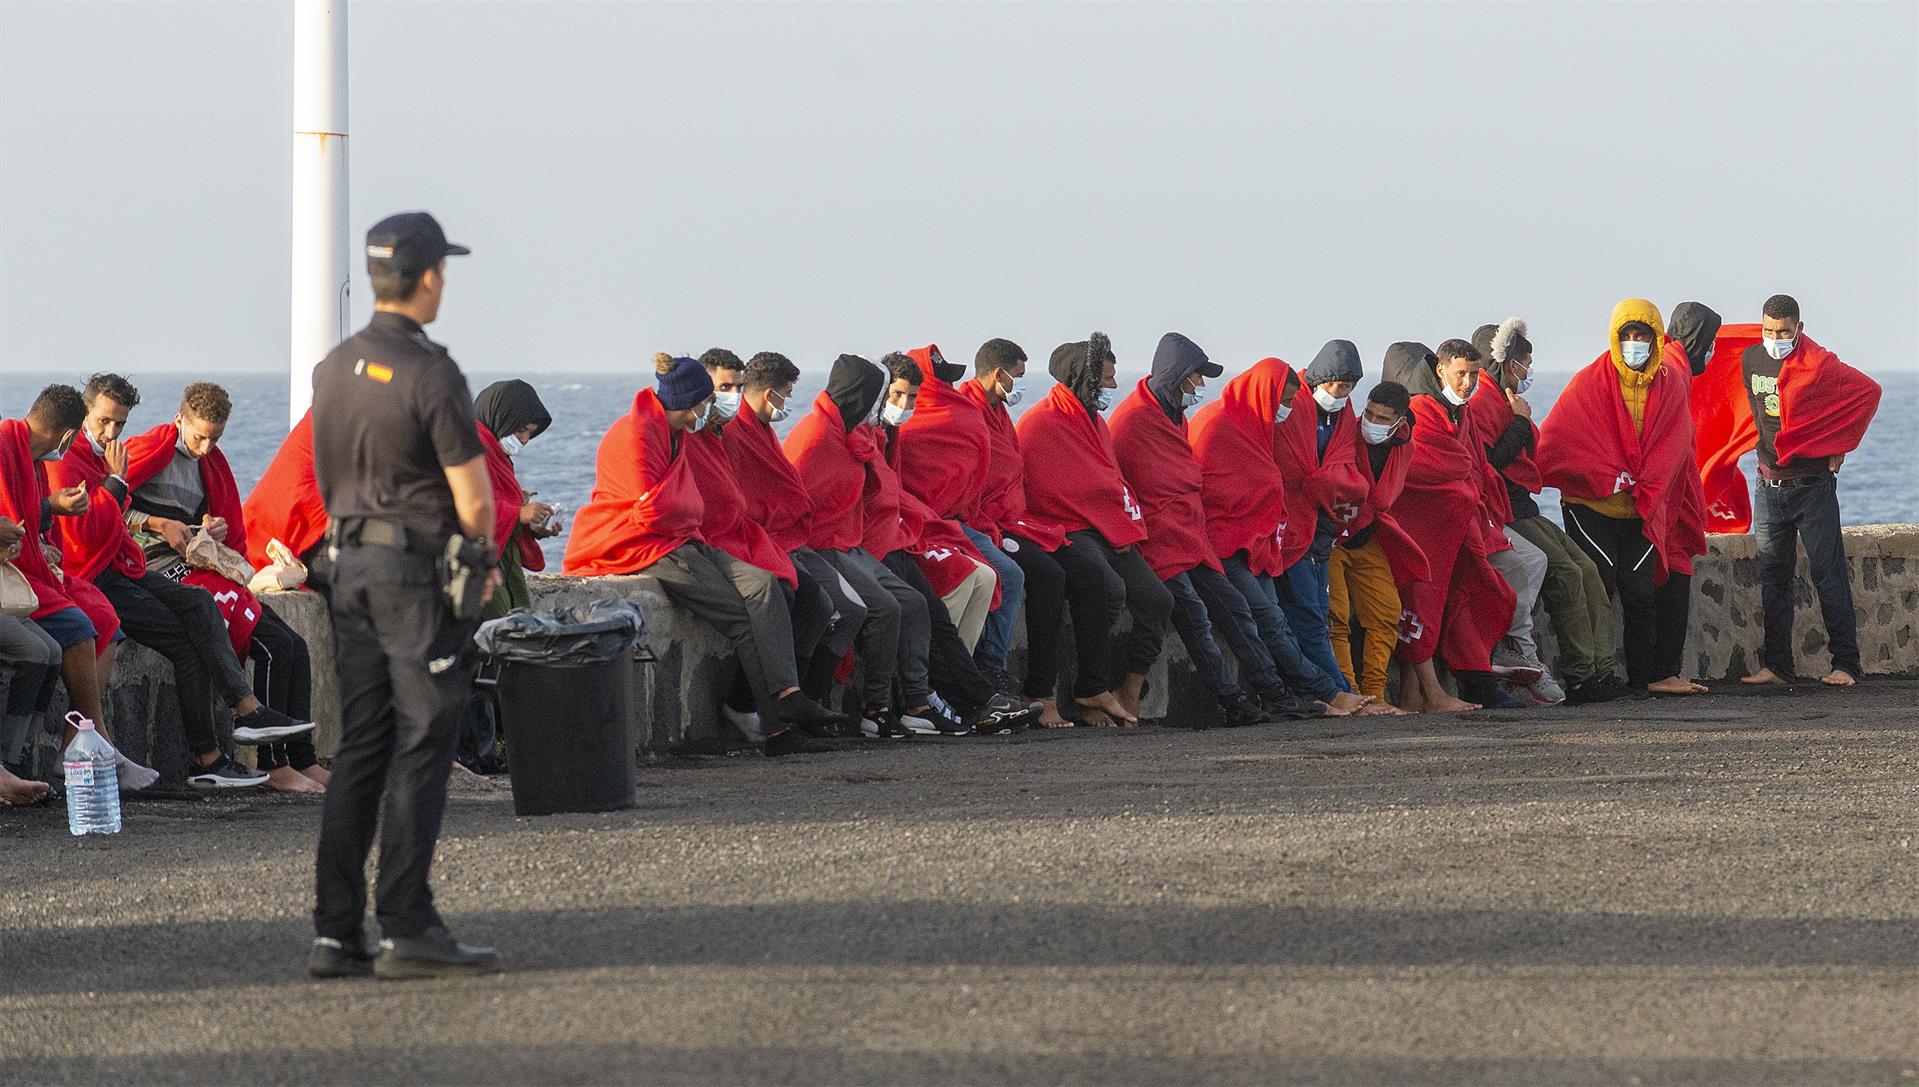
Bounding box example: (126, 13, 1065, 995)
(474, 598, 646, 666)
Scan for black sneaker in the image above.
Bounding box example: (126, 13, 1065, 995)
(1219, 693, 1270, 728)
(1255, 686, 1324, 721)
(1478, 687, 1528, 710)
(859, 708, 911, 739)
(1598, 674, 1651, 701)
(231, 705, 316, 745)
(308, 934, 379, 978)
(375, 924, 503, 980)
(901, 704, 970, 736)
(777, 691, 851, 735)
(1565, 679, 1605, 706)
(187, 755, 269, 789)
(965, 693, 1034, 736)
(764, 727, 829, 757)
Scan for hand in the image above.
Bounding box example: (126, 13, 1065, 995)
(152, 516, 192, 555)
(530, 517, 564, 540)
(484, 567, 503, 596)
(1829, 454, 1846, 473)
(0, 516, 22, 551)
(519, 501, 554, 527)
(1506, 390, 1533, 419)
(103, 439, 129, 478)
(48, 485, 90, 517)
(203, 515, 229, 543)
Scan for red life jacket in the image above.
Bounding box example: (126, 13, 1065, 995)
(1015, 383, 1146, 551)
(685, 426, 796, 587)
(957, 379, 1062, 550)
(1188, 358, 1292, 575)
(722, 405, 814, 554)
(241, 411, 329, 572)
(895, 345, 992, 522)
(1108, 378, 1220, 580)
(563, 389, 703, 575)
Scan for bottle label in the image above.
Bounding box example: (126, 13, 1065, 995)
(64, 761, 95, 787)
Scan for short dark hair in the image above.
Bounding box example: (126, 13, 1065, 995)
(699, 347, 745, 373)
(370, 262, 425, 303)
(1434, 338, 1481, 366)
(180, 382, 232, 425)
(880, 351, 922, 386)
(1763, 294, 1800, 322)
(1367, 381, 1411, 417)
(83, 372, 141, 410)
(28, 384, 87, 432)
(744, 351, 801, 390)
(975, 337, 1027, 375)
(1617, 320, 1655, 339)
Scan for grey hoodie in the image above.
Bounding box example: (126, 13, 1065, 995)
(1146, 332, 1220, 420)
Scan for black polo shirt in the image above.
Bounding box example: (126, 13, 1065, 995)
(311, 311, 485, 541)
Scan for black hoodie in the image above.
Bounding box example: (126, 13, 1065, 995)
(1146, 332, 1219, 421)
(474, 379, 553, 443)
(1048, 331, 1114, 417)
(1303, 339, 1364, 390)
(1667, 302, 1723, 376)
(826, 354, 884, 434)
(1381, 341, 1445, 401)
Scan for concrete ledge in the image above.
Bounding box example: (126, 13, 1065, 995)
(29, 525, 1917, 781)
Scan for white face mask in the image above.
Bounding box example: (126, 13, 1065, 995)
(1313, 388, 1348, 413)
(1620, 341, 1654, 370)
(499, 433, 525, 456)
(1180, 388, 1203, 409)
(1764, 336, 1795, 361)
(710, 390, 741, 423)
(1095, 389, 1114, 412)
(1513, 375, 1534, 395)
(1273, 402, 1293, 424)
(1359, 418, 1396, 445)
(1440, 381, 1473, 407)
(88, 430, 106, 456)
(1002, 376, 1026, 406)
(881, 402, 913, 427)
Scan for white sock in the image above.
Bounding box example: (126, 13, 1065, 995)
(116, 754, 160, 793)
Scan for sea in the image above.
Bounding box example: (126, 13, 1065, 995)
(7, 369, 1915, 569)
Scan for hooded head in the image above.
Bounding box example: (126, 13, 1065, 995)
(1380, 341, 1446, 401)
(1146, 332, 1223, 415)
(1486, 317, 1533, 389)
(1666, 301, 1722, 375)
(1048, 331, 1116, 413)
(907, 343, 966, 386)
(1303, 339, 1364, 394)
(1470, 324, 1499, 362)
(475, 379, 552, 445)
(826, 353, 885, 433)
(1607, 298, 1666, 373)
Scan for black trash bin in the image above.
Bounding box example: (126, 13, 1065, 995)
(475, 600, 646, 817)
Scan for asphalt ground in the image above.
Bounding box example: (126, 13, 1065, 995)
(4, 680, 1917, 1085)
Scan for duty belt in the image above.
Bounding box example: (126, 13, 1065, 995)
(334, 517, 440, 555)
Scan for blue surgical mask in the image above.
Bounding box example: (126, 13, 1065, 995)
(881, 402, 913, 427)
(38, 434, 74, 463)
(1360, 418, 1395, 445)
(1273, 402, 1293, 424)
(766, 391, 791, 424)
(1095, 389, 1115, 412)
(1513, 375, 1534, 395)
(499, 434, 525, 456)
(1003, 376, 1026, 406)
(710, 390, 741, 423)
(1764, 336, 1795, 361)
(1180, 388, 1203, 409)
(1621, 341, 1653, 370)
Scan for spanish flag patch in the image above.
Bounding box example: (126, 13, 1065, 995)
(354, 359, 395, 384)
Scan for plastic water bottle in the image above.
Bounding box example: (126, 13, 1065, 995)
(63, 711, 121, 836)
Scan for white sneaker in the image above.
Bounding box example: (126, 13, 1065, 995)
(1490, 648, 1544, 687)
(1521, 672, 1567, 706)
(722, 706, 764, 742)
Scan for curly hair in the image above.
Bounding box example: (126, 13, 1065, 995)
(744, 351, 801, 390)
(29, 384, 87, 431)
(179, 381, 231, 424)
(880, 351, 922, 386)
(83, 372, 141, 409)
(699, 347, 745, 373)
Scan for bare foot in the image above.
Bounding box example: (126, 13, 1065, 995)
(1427, 695, 1480, 713)
(1820, 669, 1857, 687)
(1316, 699, 1351, 718)
(1077, 707, 1118, 728)
(1741, 667, 1788, 686)
(0, 765, 49, 806)
(1115, 674, 1146, 720)
(1686, 678, 1709, 694)
(300, 764, 332, 785)
(1077, 691, 1137, 724)
(1327, 691, 1371, 716)
(1357, 702, 1408, 716)
(1647, 676, 1701, 696)
(264, 766, 325, 794)
(1035, 699, 1072, 729)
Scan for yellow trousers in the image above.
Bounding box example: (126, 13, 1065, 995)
(1329, 538, 1401, 701)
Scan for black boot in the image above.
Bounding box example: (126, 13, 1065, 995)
(374, 925, 503, 980)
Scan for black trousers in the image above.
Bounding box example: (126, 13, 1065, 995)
(97, 567, 253, 759)
(313, 544, 476, 940)
(1053, 530, 1174, 698)
(1002, 533, 1067, 702)
(1754, 474, 1860, 678)
(1562, 505, 1687, 688)
(882, 551, 995, 714)
(250, 604, 318, 770)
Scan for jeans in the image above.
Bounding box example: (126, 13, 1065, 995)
(1754, 474, 1859, 678)
(1279, 556, 1351, 694)
(1222, 552, 1341, 701)
(1165, 570, 1242, 701)
(961, 525, 1023, 673)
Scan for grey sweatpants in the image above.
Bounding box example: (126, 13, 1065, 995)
(648, 542, 801, 721)
(0, 611, 63, 763)
(1489, 525, 1549, 668)
(819, 547, 931, 711)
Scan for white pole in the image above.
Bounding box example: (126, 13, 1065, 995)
(290, 0, 348, 428)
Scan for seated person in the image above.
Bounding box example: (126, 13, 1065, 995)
(1015, 332, 1174, 727)
(473, 379, 562, 617)
(563, 354, 846, 754)
(1327, 382, 1427, 709)
(119, 381, 324, 792)
(0, 609, 62, 798)
(241, 411, 330, 593)
(1111, 332, 1290, 728)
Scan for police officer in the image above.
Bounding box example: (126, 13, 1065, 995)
(307, 212, 505, 979)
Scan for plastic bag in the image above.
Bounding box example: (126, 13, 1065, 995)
(183, 527, 256, 586)
(474, 598, 645, 667)
(0, 542, 37, 617)
(247, 538, 309, 593)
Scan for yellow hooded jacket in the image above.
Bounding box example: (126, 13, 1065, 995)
(1564, 298, 1666, 518)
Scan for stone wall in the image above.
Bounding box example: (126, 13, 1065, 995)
(24, 525, 1916, 783)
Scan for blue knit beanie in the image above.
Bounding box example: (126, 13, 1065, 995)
(653, 352, 714, 410)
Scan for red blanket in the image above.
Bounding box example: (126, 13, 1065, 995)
(0, 419, 75, 620)
(476, 425, 547, 571)
(1340, 428, 1430, 586)
(685, 428, 796, 587)
(1537, 354, 1707, 580)
(722, 407, 813, 553)
(1467, 377, 1541, 527)
(46, 440, 146, 582)
(1273, 371, 1370, 571)
(241, 412, 329, 571)
(1015, 383, 1146, 550)
(1188, 358, 1292, 575)
(1692, 331, 1880, 534)
(957, 380, 1063, 551)
(895, 345, 992, 522)
(563, 389, 703, 575)
(784, 393, 869, 553)
(123, 425, 263, 655)
(1109, 379, 1220, 580)
(881, 427, 1003, 602)
(1393, 395, 1514, 665)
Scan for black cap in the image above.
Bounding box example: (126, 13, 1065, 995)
(365, 211, 470, 276)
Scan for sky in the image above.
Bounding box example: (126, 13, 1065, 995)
(2, 0, 1915, 387)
